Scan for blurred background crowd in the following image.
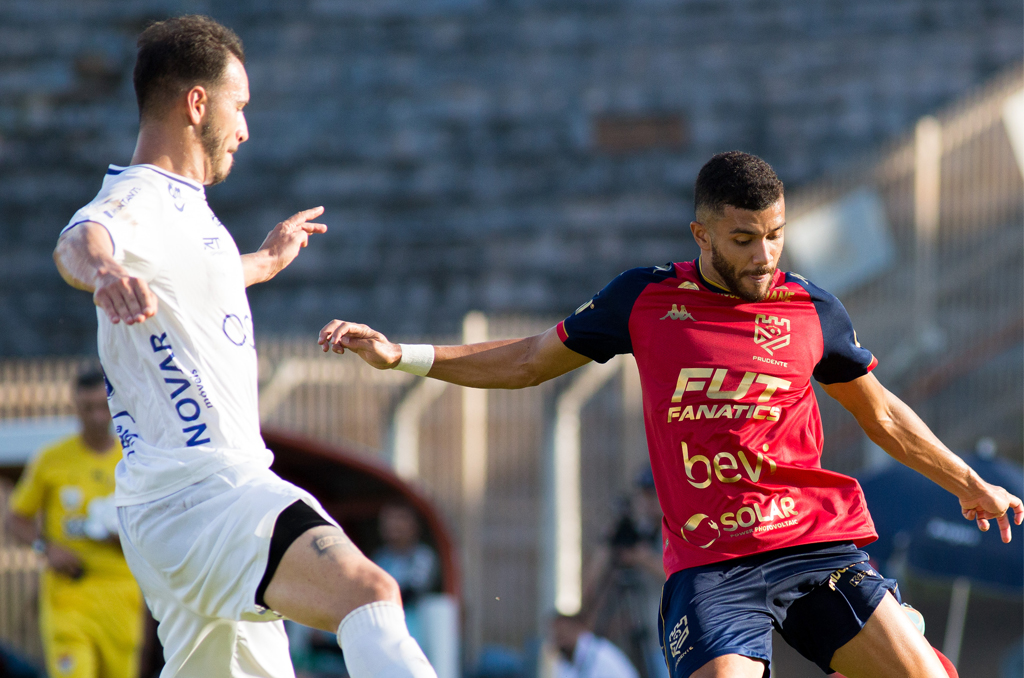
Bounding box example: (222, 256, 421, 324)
(0, 1, 1021, 677)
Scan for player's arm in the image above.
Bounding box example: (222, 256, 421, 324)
(6, 511, 39, 547)
(6, 511, 85, 578)
(54, 222, 157, 325)
(318, 321, 591, 389)
(823, 373, 1024, 542)
(241, 206, 327, 286)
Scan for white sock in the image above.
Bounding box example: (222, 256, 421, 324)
(338, 601, 438, 678)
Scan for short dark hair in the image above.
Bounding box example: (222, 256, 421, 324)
(133, 15, 245, 118)
(75, 368, 106, 391)
(694, 151, 784, 222)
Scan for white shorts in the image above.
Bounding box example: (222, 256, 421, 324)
(117, 463, 338, 678)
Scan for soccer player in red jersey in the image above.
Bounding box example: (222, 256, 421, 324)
(318, 152, 1022, 678)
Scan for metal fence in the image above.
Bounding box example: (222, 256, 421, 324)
(0, 358, 82, 420)
(0, 480, 43, 665)
(784, 66, 1024, 473)
(0, 67, 1020, 671)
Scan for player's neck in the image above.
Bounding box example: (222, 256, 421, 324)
(81, 429, 116, 454)
(130, 123, 208, 185)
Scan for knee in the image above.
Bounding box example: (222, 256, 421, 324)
(353, 562, 401, 606)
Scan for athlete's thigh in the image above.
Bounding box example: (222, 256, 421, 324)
(233, 620, 295, 678)
(93, 581, 145, 678)
(829, 593, 946, 678)
(689, 654, 766, 678)
(262, 524, 399, 632)
(43, 621, 98, 678)
(95, 607, 145, 678)
(120, 465, 334, 623)
(95, 633, 141, 678)
(167, 616, 295, 678)
(659, 566, 772, 678)
(121, 518, 293, 678)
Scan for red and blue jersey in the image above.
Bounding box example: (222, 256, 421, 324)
(557, 260, 880, 575)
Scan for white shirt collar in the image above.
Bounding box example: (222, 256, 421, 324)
(107, 164, 204, 193)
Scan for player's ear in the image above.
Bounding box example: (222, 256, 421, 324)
(690, 221, 712, 252)
(184, 85, 209, 126)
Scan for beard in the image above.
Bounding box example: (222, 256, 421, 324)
(200, 121, 232, 186)
(710, 243, 775, 302)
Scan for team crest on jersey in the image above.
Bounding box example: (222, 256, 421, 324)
(168, 183, 185, 212)
(754, 314, 790, 356)
(660, 304, 695, 321)
(59, 486, 83, 511)
(57, 653, 75, 675)
(678, 281, 700, 290)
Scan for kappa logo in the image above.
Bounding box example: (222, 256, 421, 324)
(668, 615, 690, 659)
(660, 304, 695, 321)
(754, 314, 790, 355)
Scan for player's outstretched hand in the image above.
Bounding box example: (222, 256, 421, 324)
(245, 206, 327, 285)
(959, 481, 1024, 543)
(318, 320, 402, 370)
(45, 542, 86, 580)
(94, 270, 158, 325)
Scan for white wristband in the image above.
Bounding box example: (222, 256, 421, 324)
(394, 344, 434, 377)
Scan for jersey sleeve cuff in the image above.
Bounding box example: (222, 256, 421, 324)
(814, 353, 879, 384)
(556, 320, 569, 343)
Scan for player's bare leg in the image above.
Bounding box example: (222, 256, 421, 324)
(263, 525, 436, 678)
(263, 525, 396, 629)
(829, 593, 946, 678)
(689, 654, 766, 678)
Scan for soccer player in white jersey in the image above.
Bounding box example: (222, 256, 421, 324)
(53, 16, 437, 678)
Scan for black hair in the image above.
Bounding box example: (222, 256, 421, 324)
(75, 369, 106, 391)
(694, 151, 784, 221)
(133, 15, 245, 118)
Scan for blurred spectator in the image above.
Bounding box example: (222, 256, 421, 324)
(472, 645, 525, 678)
(372, 503, 440, 642)
(6, 369, 144, 678)
(373, 503, 440, 604)
(582, 466, 666, 678)
(551, 613, 639, 678)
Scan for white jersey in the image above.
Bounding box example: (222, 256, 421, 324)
(62, 164, 271, 506)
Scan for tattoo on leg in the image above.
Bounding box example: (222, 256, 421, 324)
(312, 533, 353, 556)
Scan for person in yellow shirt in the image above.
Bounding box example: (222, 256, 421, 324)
(7, 369, 144, 678)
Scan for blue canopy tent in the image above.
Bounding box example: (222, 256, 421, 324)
(859, 451, 1023, 667)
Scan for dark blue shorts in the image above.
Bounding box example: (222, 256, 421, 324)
(657, 541, 899, 677)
